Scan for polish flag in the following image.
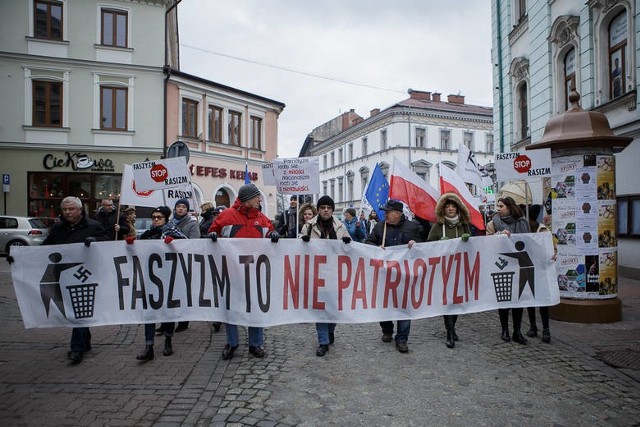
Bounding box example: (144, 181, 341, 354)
(389, 159, 439, 222)
(439, 162, 486, 231)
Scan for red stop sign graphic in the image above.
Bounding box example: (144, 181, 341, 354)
(132, 180, 153, 197)
(150, 164, 168, 182)
(514, 155, 531, 173)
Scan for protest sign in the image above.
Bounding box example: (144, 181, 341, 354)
(131, 157, 191, 192)
(271, 157, 319, 194)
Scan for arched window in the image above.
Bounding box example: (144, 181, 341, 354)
(608, 11, 627, 99)
(518, 82, 529, 140)
(563, 48, 576, 110)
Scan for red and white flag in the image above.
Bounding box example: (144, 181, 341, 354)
(439, 163, 485, 231)
(389, 159, 439, 222)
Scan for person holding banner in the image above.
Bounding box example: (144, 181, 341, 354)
(42, 196, 110, 364)
(134, 206, 177, 361)
(427, 193, 472, 349)
(208, 183, 280, 360)
(366, 199, 423, 353)
(300, 195, 351, 357)
(486, 196, 531, 345)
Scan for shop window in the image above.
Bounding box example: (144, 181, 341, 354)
(617, 195, 640, 238)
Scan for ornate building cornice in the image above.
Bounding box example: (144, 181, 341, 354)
(549, 15, 580, 49)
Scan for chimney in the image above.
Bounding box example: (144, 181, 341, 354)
(370, 108, 380, 117)
(432, 92, 441, 102)
(447, 94, 465, 104)
(407, 89, 431, 101)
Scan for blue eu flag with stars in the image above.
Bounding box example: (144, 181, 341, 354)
(363, 163, 389, 221)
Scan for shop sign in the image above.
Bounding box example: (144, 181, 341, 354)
(190, 164, 258, 182)
(43, 152, 115, 172)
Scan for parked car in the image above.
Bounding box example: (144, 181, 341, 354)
(0, 216, 50, 254)
(135, 218, 154, 236)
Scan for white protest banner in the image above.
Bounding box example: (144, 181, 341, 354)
(120, 165, 196, 208)
(131, 157, 191, 192)
(262, 163, 275, 186)
(495, 149, 552, 182)
(11, 234, 558, 329)
(272, 157, 319, 194)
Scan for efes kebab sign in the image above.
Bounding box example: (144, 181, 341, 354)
(495, 148, 552, 182)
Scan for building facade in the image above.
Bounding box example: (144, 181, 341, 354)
(0, 0, 168, 216)
(165, 69, 285, 218)
(300, 90, 494, 215)
(491, 0, 639, 274)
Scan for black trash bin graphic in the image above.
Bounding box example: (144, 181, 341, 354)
(67, 283, 98, 319)
(491, 271, 514, 302)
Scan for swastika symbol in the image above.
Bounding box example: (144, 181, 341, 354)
(73, 266, 92, 283)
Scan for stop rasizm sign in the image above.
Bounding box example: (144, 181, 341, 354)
(150, 164, 168, 183)
(513, 155, 531, 173)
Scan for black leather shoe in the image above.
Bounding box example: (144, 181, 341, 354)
(446, 331, 455, 349)
(501, 329, 511, 342)
(381, 333, 393, 343)
(316, 344, 329, 357)
(163, 337, 173, 356)
(136, 345, 154, 361)
(512, 330, 527, 345)
(526, 327, 538, 338)
(396, 342, 409, 353)
(68, 351, 83, 364)
(221, 344, 238, 360)
(249, 346, 265, 358)
(175, 322, 189, 333)
(542, 328, 551, 343)
(329, 332, 335, 344)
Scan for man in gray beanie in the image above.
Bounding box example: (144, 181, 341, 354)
(207, 183, 280, 360)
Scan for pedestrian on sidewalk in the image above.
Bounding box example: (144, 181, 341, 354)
(208, 183, 280, 360)
(133, 206, 177, 361)
(300, 195, 351, 357)
(523, 204, 555, 343)
(366, 199, 423, 353)
(42, 196, 110, 364)
(427, 193, 472, 349)
(486, 196, 531, 345)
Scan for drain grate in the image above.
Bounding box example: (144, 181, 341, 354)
(597, 349, 640, 370)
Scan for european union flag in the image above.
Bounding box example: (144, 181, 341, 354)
(244, 162, 251, 184)
(363, 163, 389, 221)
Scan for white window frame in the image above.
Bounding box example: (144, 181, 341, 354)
(178, 90, 201, 139)
(92, 72, 134, 131)
(23, 66, 70, 128)
(96, 4, 132, 49)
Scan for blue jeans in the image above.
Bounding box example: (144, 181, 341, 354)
(143, 323, 174, 345)
(379, 320, 411, 343)
(226, 324, 264, 347)
(315, 322, 336, 345)
(70, 327, 91, 353)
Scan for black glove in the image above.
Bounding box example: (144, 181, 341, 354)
(342, 236, 352, 244)
(461, 233, 470, 242)
(301, 235, 310, 242)
(270, 231, 280, 243)
(6, 255, 14, 264)
(84, 237, 96, 247)
(208, 232, 218, 242)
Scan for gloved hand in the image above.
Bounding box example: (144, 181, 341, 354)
(6, 255, 14, 264)
(270, 231, 280, 243)
(208, 232, 218, 242)
(301, 234, 310, 242)
(84, 237, 96, 247)
(164, 236, 174, 244)
(461, 233, 470, 242)
(342, 236, 352, 244)
(125, 236, 136, 244)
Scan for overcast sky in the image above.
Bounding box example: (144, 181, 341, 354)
(177, 0, 493, 159)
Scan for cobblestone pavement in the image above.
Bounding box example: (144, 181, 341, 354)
(0, 260, 638, 426)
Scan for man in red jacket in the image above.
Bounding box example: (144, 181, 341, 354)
(208, 183, 279, 359)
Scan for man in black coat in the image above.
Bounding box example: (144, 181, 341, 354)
(366, 199, 423, 353)
(95, 198, 117, 240)
(43, 196, 110, 364)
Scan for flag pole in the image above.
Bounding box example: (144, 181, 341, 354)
(381, 221, 387, 249)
